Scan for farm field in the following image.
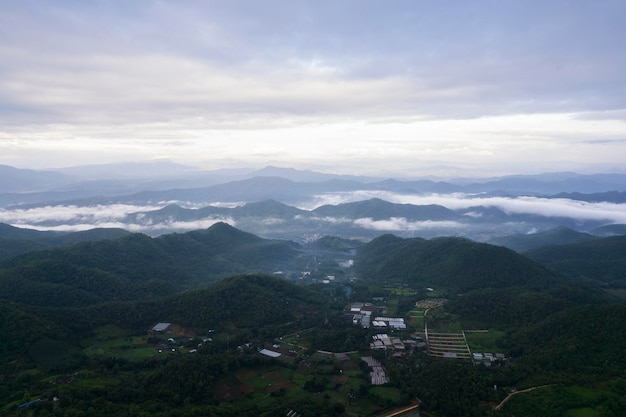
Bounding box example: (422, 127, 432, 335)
(464, 330, 506, 353)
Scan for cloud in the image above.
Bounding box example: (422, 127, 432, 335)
(3, 1, 626, 126)
(308, 216, 353, 224)
(491, 197, 626, 223)
(1, 2, 626, 174)
(353, 217, 466, 232)
(307, 191, 626, 224)
(0, 203, 234, 234)
(12, 218, 234, 234)
(261, 218, 285, 225)
(0, 204, 162, 225)
(2, 190, 625, 239)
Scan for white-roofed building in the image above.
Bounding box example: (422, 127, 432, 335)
(151, 322, 171, 332)
(259, 349, 281, 358)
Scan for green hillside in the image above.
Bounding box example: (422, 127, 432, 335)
(0, 223, 301, 307)
(1, 224, 625, 417)
(507, 304, 626, 381)
(47, 273, 326, 335)
(487, 226, 598, 252)
(304, 235, 363, 251)
(526, 235, 626, 287)
(0, 223, 131, 261)
(0, 301, 70, 362)
(355, 235, 557, 292)
(312, 198, 457, 221)
(446, 288, 574, 328)
(0, 237, 49, 261)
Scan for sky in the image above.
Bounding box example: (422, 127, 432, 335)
(1, 0, 626, 177)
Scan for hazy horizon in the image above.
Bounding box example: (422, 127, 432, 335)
(1, 1, 626, 177)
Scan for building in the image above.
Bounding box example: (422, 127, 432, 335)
(151, 322, 171, 332)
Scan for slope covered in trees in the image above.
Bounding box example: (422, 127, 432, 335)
(0, 223, 302, 307)
(526, 235, 626, 287)
(355, 234, 558, 292)
(1, 220, 624, 417)
(506, 303, 626, 379)
(312, 198, 457, 221)
(0, 223, 131, 261)
(487, 226, 598, 252)
(52, 274, 326, 334)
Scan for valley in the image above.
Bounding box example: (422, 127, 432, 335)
(0, 219, 625, 416)
(0, 166, 625, 416)
(3, 0, 626, 413)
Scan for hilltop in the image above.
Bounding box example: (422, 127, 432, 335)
(355, 234, 557, 292)
(0, 223, 301, 307)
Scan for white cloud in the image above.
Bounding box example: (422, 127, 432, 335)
(2, 2, 626, 174)
(0, 204, 162, 225)
(353, 217, 466, 232)
(0, 202, 234, 234)
(261, 218, 285, 225)
(308, 216, 353, 225)
(307, 191, 626, 224)
(1, 190, 624, 239)
(13, 218, 234, 234)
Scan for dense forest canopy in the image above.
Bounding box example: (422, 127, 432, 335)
(0, 222, 625, 416)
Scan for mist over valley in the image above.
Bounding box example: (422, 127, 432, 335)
(2, 164, 625, 244)
(1, 163, 626, 416)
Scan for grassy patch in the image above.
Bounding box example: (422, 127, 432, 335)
(465, 330, 506, 353)
(90, 324, 131, 340)
(567, 408, 599, 417)
(408, 309, 425, 328)
(389, 288, 417, 296)
(347, 397, 384, 417)
(369, 386, 403, 403)
(567, 385, 603, 402)
(83, 336, 158, 361)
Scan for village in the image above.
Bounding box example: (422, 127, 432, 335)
(141, 292, 507, 396)
(351, 300, 505, 357)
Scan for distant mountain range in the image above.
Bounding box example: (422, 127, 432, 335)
(1, 163, 626, 242)
(2, 163, 626, 205)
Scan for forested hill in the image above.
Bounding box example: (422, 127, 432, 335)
(0, 223, 301, 308)
(524, 235, 626, 287)
(0, 274, 326, 374)
(312, 198, 456, 220)
(355, 234, 558, 292)
(0, 223, 131, 261)
(507, 304, 626, 378)
(50, 274, 326, 334)
(487, 226, 598, 252)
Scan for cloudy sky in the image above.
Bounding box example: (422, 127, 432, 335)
(1, 0, 626, 176)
